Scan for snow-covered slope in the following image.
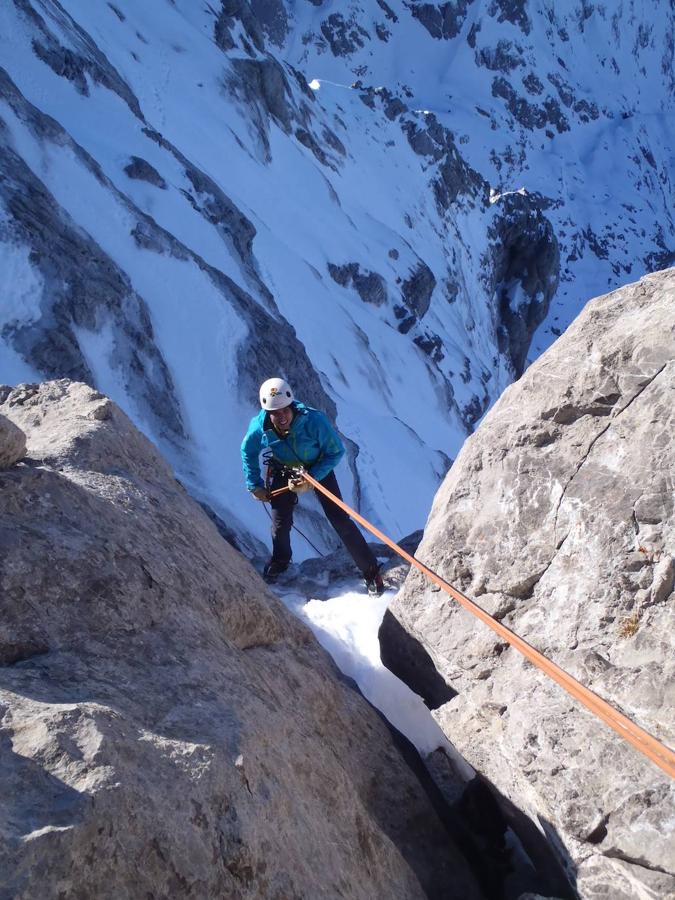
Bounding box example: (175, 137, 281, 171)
(277, 0, 675, 359)
(0, 0, 670, 555)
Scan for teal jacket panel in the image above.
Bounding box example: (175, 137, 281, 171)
(240, 402, 345, 490)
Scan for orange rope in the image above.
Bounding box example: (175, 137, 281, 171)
(302, 471, 675, 780)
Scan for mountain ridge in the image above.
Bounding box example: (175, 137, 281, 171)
(0, 0, 671, 556)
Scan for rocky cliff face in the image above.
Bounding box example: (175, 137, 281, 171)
(381, 268, 675, 898)
(0, 380, 483, 899)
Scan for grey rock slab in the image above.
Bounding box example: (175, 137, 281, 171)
(0, 414, 26, 468)
(124, 156, 167, 189)
(0, 380, 482, 900)
(383, 269, 675, 895)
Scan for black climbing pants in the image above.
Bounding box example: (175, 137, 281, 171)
(268, 468, 377, 577)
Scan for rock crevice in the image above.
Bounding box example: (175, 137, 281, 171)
(382, 269, 675, 898)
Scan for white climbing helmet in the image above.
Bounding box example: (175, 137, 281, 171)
(259, 377, 294, 410)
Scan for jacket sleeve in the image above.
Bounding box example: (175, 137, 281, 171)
(307, 411, 345, 482)
(241, 417, 265, 491)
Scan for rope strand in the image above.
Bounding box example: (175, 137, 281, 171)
(302, 470, 675, 780)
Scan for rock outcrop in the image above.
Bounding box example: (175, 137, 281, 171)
(381, 269, 675, 898)
(0, 413, 25, 468)
(0, 380, 482, 900)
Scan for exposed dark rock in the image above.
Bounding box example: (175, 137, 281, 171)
(124, 156, 167, 189)
(522, 71, 544, 95)
(322, 126, 346, 156)
(31, 40, 90, 95)
(383, 94, 407, 120)
(492, 76, 545, 128)
(361, 86, 408, 122)
(444, 279, 459, 303)
(376, 22, 390, 41)
(414, 332, 444, 363)
(231, 57, 293, 133)
(136, 124, 263, 278)
(486, 192, 560, 375)
(353, 270, 387, 306)
(328, 262, 357, 288)
(402, 262, 436, 318)
(376, 0, 399, 22)
(287, 64, 316, 101)
(107, 3, 125, 22)
(182, 166, 258, 262)
(461, 393, 488, 430)
(0, 65, 333, 452)
(379, 609, 457, 709)
(0, 133, 185, 440)
(328, 263, 387, 306)
(492, 76, 570, 133)
(406, 125, 437, 157)
(435, 143, 484, 208)
(295, 127, 331, 167)
(488, 0, 532, 35)
(396, 313, 417, 334)
(249, 0, 289, 47)
(645, 247, 675, 270)
(573, 97, 600, 122)
(214, 0, 265, 54)
(401, 114, 485, 211)
(409, 2, 474, 41)
(451, 775, 576, 900)
(543, 96, 571, 132)
(476, 40, 524, 73)
(547, 72, 575, 107)
(320, 13, 370, 57)
(466, 20, 481, 48)
(22, 0, 143, 118)
(0, 635, 49, 666)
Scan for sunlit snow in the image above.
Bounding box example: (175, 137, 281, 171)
(279, 581, 472, 776)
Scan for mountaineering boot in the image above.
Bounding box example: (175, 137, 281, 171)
(364, 567, 385, 596)
(263, 559, 289, 582)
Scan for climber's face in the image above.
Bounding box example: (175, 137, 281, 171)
(269, 404, 294, 433)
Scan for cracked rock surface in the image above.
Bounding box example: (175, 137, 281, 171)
(382, 268, 675, 898)
(0, 380, 482, 900)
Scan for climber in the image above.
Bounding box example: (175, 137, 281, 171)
(241, 377, 384, 595)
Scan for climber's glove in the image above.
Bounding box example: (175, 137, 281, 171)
(251, 486, 269, 501)
(288, 476, 312, 495)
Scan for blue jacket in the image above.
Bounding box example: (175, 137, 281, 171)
(241, 402, 345, 490)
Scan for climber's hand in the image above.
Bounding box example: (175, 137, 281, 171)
(251, 486, 269, 501)
(288, 477, 312, 495)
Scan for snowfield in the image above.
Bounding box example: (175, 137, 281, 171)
(0, 0, 672, 557)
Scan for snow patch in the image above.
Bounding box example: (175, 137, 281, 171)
(280, 583, 472, 777)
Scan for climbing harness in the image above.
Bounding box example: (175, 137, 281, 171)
(296, 470, 675, 781)
(260, 452, 324, 557)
